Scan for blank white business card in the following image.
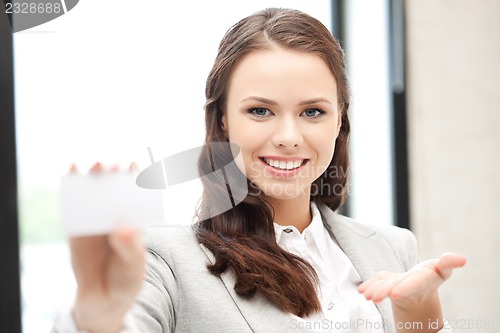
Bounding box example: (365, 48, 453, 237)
(60, 172, 165, 237)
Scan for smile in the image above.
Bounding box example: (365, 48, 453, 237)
(262, 158, 305, 170)
(259, 157, 309, 177)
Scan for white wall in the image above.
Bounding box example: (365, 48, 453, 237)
(406, 0, 500, 331)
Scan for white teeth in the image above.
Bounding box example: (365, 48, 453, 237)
(264, 158, 304, 170)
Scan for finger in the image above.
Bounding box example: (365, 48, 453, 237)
(129, 162, 139, 172)
(70, 235, 108, 266)
(69, 163, 78, 174)
(371, 273, 409, 303)
(70, 235, 109, 288)
(90, 162, 104, 174)
(362, 272, 398, 301)
(435, 252, 467, 281)
(108, 227, 145, 294)
(358, 271, 394, 294)
(110, 163, 120, 172)
(108, 226, 145, 267)
(362, 280, 388, 301)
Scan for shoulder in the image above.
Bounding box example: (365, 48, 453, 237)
(143, 224, 198, 251)
(341, 213, 417, 247)
(142, 225, 209, 269)
(316, 202, 415, 240)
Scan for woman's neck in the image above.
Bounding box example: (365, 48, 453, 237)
(267, 194, 312, 233)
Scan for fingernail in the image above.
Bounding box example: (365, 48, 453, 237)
(129, 162, 139, 172)
(69, 163, 78, 174)
(90, 162, 103, 173)
(119, 228, 134, 243)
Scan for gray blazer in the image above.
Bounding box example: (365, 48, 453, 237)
(128, 203, 418, 333)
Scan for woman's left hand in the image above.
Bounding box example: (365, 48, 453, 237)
(357, 252, 466, 310)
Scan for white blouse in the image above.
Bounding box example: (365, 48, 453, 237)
(273, 203, 384, 333)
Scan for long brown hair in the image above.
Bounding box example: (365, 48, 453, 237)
(193, 8, 351, 317)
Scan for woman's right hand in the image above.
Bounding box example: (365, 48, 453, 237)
(69, 163, 146, 333)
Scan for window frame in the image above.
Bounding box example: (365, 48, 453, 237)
(0, 5, 23, 333)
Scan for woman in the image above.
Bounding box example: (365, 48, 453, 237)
(56, 8, 465, 333)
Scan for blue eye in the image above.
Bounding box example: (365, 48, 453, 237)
(248, 107, 272, 117)
(302, 108, 325, 118)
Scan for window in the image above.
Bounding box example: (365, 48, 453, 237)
(12, 1, 332, 331)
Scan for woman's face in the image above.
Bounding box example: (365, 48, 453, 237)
(222, 47, 341, 201)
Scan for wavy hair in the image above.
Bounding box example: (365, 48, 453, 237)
(193, 8, 350, 317)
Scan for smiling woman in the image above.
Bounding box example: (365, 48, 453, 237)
(52, 7, 465, 333)
(196, 11, 350, 316)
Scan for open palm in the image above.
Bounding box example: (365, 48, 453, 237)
(358, 253, 466, 309)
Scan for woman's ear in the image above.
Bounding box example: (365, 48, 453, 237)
(336, 112, 342, 137)
(221, 114, 228, 134)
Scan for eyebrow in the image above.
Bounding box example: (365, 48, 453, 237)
(241, 96, 333, 106)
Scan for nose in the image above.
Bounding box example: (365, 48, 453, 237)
(271, 116, 303, 149)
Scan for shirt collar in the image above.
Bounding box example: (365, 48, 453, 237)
(273, 220, 290, 244)
(303, 202, 328, 255)
(273, 202, 328, 254)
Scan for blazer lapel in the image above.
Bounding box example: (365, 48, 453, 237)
(317, 204, 404, 332)
(198, 243, 331, 332)
(199, 244, 305, 332)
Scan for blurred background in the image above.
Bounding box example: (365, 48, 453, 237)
(1, 0, 498, 332)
